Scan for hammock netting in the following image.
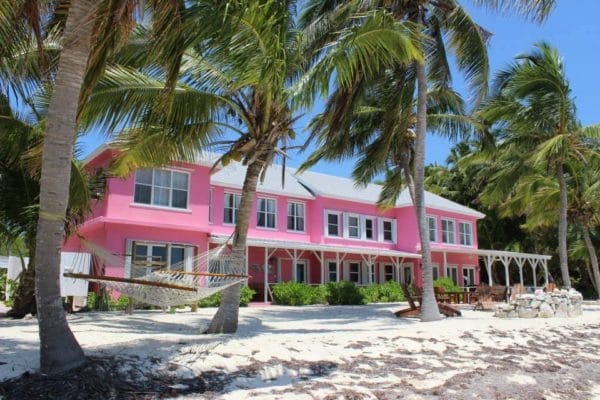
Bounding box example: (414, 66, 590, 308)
(63, 239, 248, 307)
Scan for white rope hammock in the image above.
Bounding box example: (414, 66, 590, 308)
(63, 238, 249, 307)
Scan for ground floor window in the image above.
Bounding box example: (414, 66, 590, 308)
(132, 241, 190, 274)
(402, 264, 412, 285)
(348, 262, 360, 283)
(462, 266, 476, 287)
(295, 261, 308, 283)
(327, 261, 338, 282)
(384, 264, 394, 281)
(432, 263, 439, 281)
(445, 265, 459, 285)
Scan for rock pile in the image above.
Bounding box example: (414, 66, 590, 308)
(494, 289, 583, 318)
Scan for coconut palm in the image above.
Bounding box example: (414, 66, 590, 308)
(81, 0, 422, 332)
(477, 43, 599, 289)
(300, 0, 555, 321)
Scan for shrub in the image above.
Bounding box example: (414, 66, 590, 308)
(272, 281, 325, 306)
(433, 277, 461, 292)
(325, 281, 365, 305)
(109, 295, 129, 311)
(4, 279, 17, 308)
(198, 285, 256, 308)
(86, 292, 98, 310)
(361, 281, 405, 303)
(0, 269, 6, 299)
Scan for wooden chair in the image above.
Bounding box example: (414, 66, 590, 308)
(394, 284, 461, 318)
(434, 286, 450, 303)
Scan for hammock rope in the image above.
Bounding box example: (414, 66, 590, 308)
(64, 236, 249, 307)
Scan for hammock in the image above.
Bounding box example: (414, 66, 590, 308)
(63, 238, 249, 307)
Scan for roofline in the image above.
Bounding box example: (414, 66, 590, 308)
(431, 247, 552, 260)
(395, 203, 486, 219)
(211, 181, 315, 200)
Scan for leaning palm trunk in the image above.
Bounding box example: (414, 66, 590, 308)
(7, 253, 36, 318)
(556, 163, 571, 288)
(34, 0, 95, 373)
(206, 160, 264, 333)
(582, 227, 600, 299)
(414, 60, 441, 322)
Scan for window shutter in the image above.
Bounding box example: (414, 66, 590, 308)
(343, 262, 349, 281)
(392, 220, 398, 243)
(379, 263, 385, 283)
(343, 213, 349, 238)
(359, 215, 366, 240)
(361, 263, 369, 285)
(377, 218, 384, 242)
(125, 239, 133, 278)
(184, 247, 194, 272)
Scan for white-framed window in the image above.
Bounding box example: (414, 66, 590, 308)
(326, 211, 341, 237)
(348, 262, 361, 283)
(432, 263, 439, 281)
(384, 264, 394, 281)
(462, 266, 476, 287)
(442, 219, 455, 244)
(327, 261, 338, 282)
(295, 260, 308, 283)
(427, 216, 437, 242)
(382, 219, 395, 242)
(402, 263, 413, 285)
(287, 202, 305, 232)
(364, 217, 375, 240)
(224, 192, 241, 224)
(446, 265, 459, 285)
(132, 241, 189, 273)
(257, 197, 277, 229)
(459, 222, 473, 246)
(134, 168, 189, 209)
(208, 189, 213, 223)
(347, 214, 360, 239)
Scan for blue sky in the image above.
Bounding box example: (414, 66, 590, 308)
(78, 1, 600, 177)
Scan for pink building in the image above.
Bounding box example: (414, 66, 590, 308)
(64, 145, 552, 302)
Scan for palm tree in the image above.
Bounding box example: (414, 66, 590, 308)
(81, 0, 421, 332)
(477, 43, 599, 289)
(300, 0, 554, 321)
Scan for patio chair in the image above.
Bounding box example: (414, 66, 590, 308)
(394, 284, 461, 318)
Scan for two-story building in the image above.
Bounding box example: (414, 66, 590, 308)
(63, 145, 552, 302)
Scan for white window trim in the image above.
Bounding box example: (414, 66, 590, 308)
(133, 168, 191, 211)
(130, 239, 196, 272)
(346, 261, 362, 285)
(256, 196, 277, 230)
(326, 259, 339, 282)
(458, 220, 474, 247)
(345, 213, 361, 239)
(362, 216, 377, 241)
(223, 191, 241, 226)
(462, 265, 476, 287)
(431, 262, 440, 281)
(401, 262, 413, 285)
(427, 215, 437, 243)
(287, 201, 306, 233)
(324, 210, 342, 238)
(441, 218, 457, 245)
(445, 264, 459, 284)
(383, 263, 395, 282)
(381, 217, 396, 243)
(293, 259, 310, 283)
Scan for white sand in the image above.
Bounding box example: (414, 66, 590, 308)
(1, 302, 600, 399)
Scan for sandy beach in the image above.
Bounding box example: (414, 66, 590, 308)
(1, 302, 600, 399)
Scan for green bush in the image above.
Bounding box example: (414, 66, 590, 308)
(325, 281, 365, 305)
(109, 295, 130, 311)
(361, 281, 405, 303)
(198, 285, 256, 308)
(433, 277, 461, 292)
(4, 279, 17, 308)
(0, 269, 6, 300)
(271, 281, 325, 306)
(86, 292, 98, 310)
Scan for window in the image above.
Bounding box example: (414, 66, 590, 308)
(326, 212, 340, 237)
(224, 193, 241, 224)
(287, 202, 305, 232)
(257, 198, 276, 229)
(432, 264, 439, 281)
(364, 218, 375, 240)
(383, 220, 394, 242)
(368, 264, 376, 284)
(328, 261, 338, 282)
(463, 266, 476, 287)
(442, 219, 455, 244)
(446, 265, 459, 285)
(459, 222, 473, 246)
(132, 242, 188, 274)
(403, 264, 412, 285)
(295, 261, 307, 283)
(384, 265, 394, 281)
(348, 262, 360, 283)
(427, 216, 437, 242)
(134, 168, 189, 209)
(347, 214, 360, 238)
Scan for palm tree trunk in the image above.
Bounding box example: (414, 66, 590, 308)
(582, 226, 600, 299)
(556, 163, 571, 289)
(206, 159, 263, 333)
(7, 253, 36, 318)
(414, 60, 441, 322)
(34, 0, 95, 373)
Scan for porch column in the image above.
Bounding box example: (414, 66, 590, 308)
(264, 247, 269, 303)
(336, 252, 340, 282)
(442, 250, 448, 277)
(292, 249, 298, 282)
(543, 259, 549, 286)
(517, 258, 524, 285)
(532, 260, 537, 288)
(320, 251, 325, 284)
(484, 255, 493, 285)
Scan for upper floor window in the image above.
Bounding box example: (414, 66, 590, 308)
(427, 216, 437, 242)
(224, 193, 241, 224)
(459, 222, 473, 246)
(364, 217, 375, 240)
(441, 219, 455, 244)
(257, 198, 276, 229)
(287, 202, 305, 232)
(134, 168, 189, 209)
(382, 219, 394, 242)
(326, 211, 340, 237)
(347, 214, 360, 239)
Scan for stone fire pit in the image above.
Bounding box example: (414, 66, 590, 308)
(494, 289, 583, 318)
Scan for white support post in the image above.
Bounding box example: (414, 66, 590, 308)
(532, 260, 538, 288)
(543, 259, 549, 287)
(336, 252, 340, 282)
(443, 250, 448, 277)
(516, 258, 525, 285)
(293, 249, 298, 282)
(320, 250, 325, 284)
(264, 247, 269, 303)
(484, 255, 493, 286)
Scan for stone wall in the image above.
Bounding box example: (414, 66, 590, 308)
(494, 289, 583, 318)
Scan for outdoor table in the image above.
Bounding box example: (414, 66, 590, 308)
(445, 290, 469, 304)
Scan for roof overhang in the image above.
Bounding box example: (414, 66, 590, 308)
(431, 247, 551, 260)
(210, 235, 421, 259)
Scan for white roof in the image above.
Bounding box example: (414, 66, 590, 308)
(293, 169, 485, 219)
(210, 161, 315, 200)
(210, 235, 421, 259)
